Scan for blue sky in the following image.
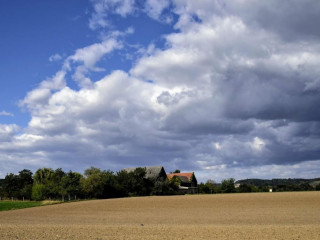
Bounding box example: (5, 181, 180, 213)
(0, 0, 174, 126)
(1, 0, 320, 182)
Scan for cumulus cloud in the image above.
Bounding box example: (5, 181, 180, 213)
(2, 0, 320, 181)
(227, 0, 320, 41)
(0, 124, 19, 142)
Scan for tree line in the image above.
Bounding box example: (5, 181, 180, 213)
(2, 168, 319, 201)
(198, 178, 237, 194)
(0, 167, 180, 201)
(198, 178, 320, 194)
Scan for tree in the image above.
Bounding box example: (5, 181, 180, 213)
(168, 175, 181, 191)
(61, 171, 83, 200)
(33, 168, 55, 185)
(81, 167, 108, 198)
(32, 184, 47, 201)
(205, 179, 216, 193)
(51, 168, 66, 199)
(198, 180, 218, 194)
(237, 184, 252, 193)
(221, 178, 236, 193)
(116, 168, 152, 197)
(18, 169, 33, 199)
(33, 168, 66, 199)
(4, 173, 21, 199)
(173, 169, 180, 173)
(130, 168, 151, 196)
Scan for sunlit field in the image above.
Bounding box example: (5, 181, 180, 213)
(0, 192, 319, 239)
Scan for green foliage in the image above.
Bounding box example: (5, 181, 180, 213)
(18, 169, 33, 199)
(2, 166, 319, 202)
(237, 184, 252, 193)
(236, 178, 320, 191)
(3, 173, 20, 198)
(61, 171, 83, 200)
(116, 168, 153, 197)
(173, 169, 180, 173)
(0, 201, 43, 211)
(33, 168, 67, 199)
(31, 184, 47, 201)
(221, 178, 236, 193)
(33, 168, 55, 185)
(21, 185, 33, 199)
(2, 170, 34, 199)
(169, 175, 181, 188)
(199, 180, 218, 194)
(152, 178, 179, 195)
(81, 167, 107, 198)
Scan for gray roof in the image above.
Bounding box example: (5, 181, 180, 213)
(123, 166, 166, 181)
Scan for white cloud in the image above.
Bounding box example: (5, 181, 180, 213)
(49, 53, 62, 62)
(21, 88, 52, 110)
(68, 39, 120, 68)
(2, 0, 320, 180)
(67, 38, 122, 88)
(89, 0, 136, 30)
(0, 124, 19, 142)
(40, 71, 67, 90)
(250, 137, 266, 151)
(144, 0, 170, 21)
(214, 142, 222, 150)
(0, 111, 14, 117)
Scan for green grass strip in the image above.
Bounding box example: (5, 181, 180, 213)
(0, 200, 60, 211)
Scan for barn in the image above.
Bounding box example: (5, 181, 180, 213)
(167, 172, 198, 194)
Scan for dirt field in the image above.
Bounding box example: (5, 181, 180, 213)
(0, 192, 319, 239)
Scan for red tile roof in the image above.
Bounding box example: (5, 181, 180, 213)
(167, 172, 194, 182)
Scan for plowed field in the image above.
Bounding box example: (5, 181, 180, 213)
(0, 192, 319, 239)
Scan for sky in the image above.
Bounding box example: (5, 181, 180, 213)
(1, 0, 320, 182)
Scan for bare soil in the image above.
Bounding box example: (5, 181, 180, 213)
(0, 192, 319, 239)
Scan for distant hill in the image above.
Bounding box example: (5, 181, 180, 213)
(236, 178, 320, 188)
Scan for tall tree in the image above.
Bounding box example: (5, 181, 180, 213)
(3, 173, 19, 198)
(81, 167, 108, 198)
(62, 171, 83, 200)
(18, 169, 33, 199)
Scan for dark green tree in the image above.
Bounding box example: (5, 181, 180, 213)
(18, 169, 33, 199)
(116, 168, 152, 197)
(3, 173, 19, 198)
(33, 168, 66, 200)
(237, 184, 252, 193)
(51, 168, 66, 200)
(221, 178, 236, 193)
(61, 171, 83, 200)
(81, 167, 108, 198)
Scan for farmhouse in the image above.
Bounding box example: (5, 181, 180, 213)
(167, 172, 198, 194)
(123, 166, 167, 183)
